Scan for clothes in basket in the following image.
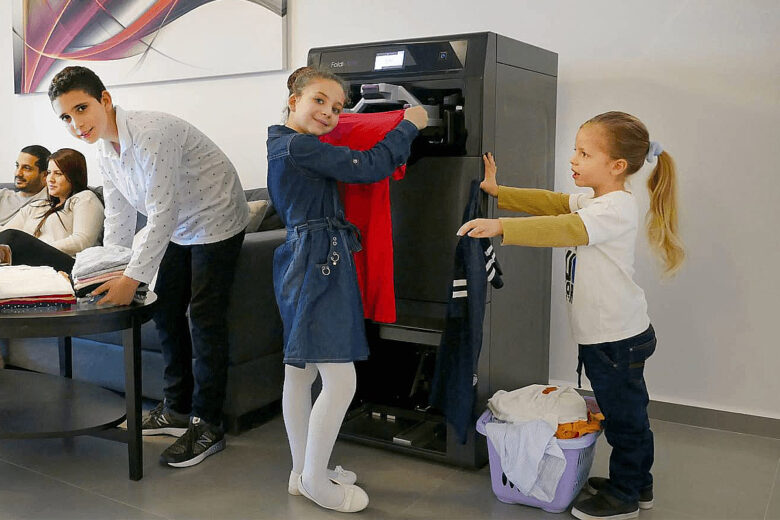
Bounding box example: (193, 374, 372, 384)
(484, 419, 566, 502)
(476, 396, 602, 513)
(488, 384, 587, 429)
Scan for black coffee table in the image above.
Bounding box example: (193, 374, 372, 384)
(0, 293, 157, 480)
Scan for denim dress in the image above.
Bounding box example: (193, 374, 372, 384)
(266, 121, 418, 367)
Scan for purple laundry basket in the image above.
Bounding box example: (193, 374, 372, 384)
(475, 397, 601, 513)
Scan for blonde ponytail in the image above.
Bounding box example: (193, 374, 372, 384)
(585, 111, 685, 277)
(646, 150, 684, 276)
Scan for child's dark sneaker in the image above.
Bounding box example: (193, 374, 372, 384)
(141, 401, 188, 436)
(159, 416, 225, 468)
(585, 477, 654, 509)
(571, 492, 639, 520)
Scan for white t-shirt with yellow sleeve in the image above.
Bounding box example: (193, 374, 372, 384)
(567, 190, 650, 345)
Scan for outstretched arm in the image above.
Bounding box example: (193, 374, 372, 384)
(481, 152, 571, 215)
(457, 214, 588, 248)
(497, 187, 572, 216)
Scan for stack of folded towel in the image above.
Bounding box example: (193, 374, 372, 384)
(72, 245, 148, 303)
(0, 265, 76, 309)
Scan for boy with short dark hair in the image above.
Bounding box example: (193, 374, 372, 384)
(49, 66, 249, 467)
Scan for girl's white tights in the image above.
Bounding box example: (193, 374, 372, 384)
(283, 362, 357, 508)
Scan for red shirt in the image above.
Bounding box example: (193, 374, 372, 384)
(320, 111, 407, 323)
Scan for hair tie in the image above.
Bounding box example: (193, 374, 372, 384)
(646, 141, 663, 163)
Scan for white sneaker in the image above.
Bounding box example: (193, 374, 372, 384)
(288, 466, 357, 495)
(297, 475, 369, 513)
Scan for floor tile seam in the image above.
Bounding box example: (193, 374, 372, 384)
(651, 418, 780, 443)
(391, 467, 477, 517)
(635, 505, 685, 519)
(0, 458, 173, 520)
(395, 476, 448, 517)
(764, 457, 780, 520)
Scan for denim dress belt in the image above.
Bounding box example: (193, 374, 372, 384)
(286, 216, 362, 276)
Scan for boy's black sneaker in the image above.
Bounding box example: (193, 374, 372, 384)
(571, 492, 639, 520)
(586, 477, 654, 509)
(141, 401, 188, 437)
(159, 416, 225, 468)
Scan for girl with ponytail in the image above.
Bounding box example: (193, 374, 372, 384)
(457, 111, 683, 520)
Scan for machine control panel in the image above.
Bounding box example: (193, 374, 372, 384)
(315, 40, 467, 75)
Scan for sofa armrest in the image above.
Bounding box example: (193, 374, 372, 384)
(227, 229, 286, 365)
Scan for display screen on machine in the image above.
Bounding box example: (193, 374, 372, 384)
(374, 50, 405, 70)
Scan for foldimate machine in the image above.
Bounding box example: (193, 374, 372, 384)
(307, 32, 558, 467)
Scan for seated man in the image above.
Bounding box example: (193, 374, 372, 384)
(0, 145, 51, 226)
(1, 145, 50, 369)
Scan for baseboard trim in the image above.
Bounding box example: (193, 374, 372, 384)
(575, 389, 780, 439)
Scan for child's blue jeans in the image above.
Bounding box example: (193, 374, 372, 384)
(578, 325, 656, 504)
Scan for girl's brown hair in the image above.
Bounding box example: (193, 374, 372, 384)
(585, 111, 684, 276)
(284, 66, 348, 117)
(33, 148, 89, 238)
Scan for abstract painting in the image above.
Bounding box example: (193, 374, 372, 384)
(12, 0, 287, 94)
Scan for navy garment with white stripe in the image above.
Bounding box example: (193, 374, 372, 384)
(429, 180, 503, 443)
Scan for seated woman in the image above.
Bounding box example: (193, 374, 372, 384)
(0, 148, 103, 273)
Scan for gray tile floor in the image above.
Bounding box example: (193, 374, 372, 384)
(0, 414, 778, 520)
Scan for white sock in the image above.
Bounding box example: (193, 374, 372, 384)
(282, 363, 319, 474)
(301, 362, 357, 508)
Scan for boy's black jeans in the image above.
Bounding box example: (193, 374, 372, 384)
(153, 231, 244, 426)
(578, 324, 656, 504)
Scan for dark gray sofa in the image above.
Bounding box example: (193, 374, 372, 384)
(0, 184, 286, 432)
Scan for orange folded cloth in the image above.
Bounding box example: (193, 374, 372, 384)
(555, 410, 605, 439)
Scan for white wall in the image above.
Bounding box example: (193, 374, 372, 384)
(1, 1, 778, 419)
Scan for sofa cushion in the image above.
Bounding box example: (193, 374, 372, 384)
(244, 187, 269, 202)
(227, 228, 286, 364)
(245, 200, 270, 233)
(257, 205, 283, 231)
(243, 187, 284, 232)
(88, 185, 104, 206)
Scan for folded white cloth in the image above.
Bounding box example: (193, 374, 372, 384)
(73, 265, 128, 281)
(72, 245, 133, 279)
(485, 419, 566, 502)
(488, 384, 587, 429)
(0, 265, 75, 299)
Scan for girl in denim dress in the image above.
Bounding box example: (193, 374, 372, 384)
(266, 66, 427, 513)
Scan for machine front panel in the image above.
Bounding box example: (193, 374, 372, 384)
(390, 156, 483, 307)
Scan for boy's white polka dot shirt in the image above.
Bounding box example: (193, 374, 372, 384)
(97, 107, 249, 284)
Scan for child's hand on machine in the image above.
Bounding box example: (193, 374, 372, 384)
(456, 218, 503, 238)
(404, 106, 428, 130)
(480, 152, 499, 197)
